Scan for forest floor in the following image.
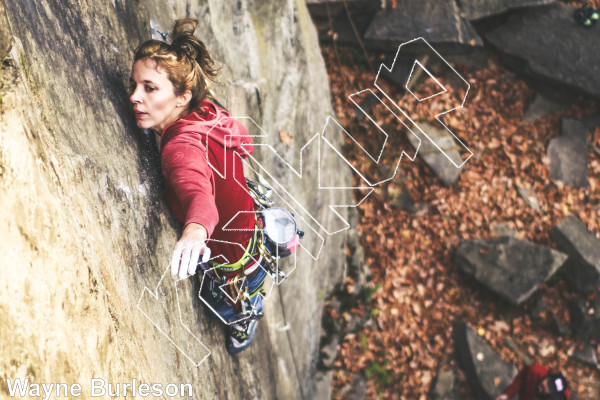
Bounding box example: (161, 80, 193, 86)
(320, 39, 600, 399)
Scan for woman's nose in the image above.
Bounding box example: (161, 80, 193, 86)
(130, 86, 141, 103)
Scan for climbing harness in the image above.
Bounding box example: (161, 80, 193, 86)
(194, 96, 304, 323)
(575, 1, 599, 27)
(200, 180, 303, 323)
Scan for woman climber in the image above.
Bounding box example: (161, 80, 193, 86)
(129, 18, 267, 354)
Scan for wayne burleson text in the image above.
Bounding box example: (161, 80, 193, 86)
(5, 378, 193, 398)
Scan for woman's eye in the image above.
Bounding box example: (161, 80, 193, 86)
(145, 86, 156, 92)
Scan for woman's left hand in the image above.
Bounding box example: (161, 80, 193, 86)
(171, 223, 211, 280)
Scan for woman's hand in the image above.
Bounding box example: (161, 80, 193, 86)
(171, 223, 211, 280)
(495, 395, 508, 400)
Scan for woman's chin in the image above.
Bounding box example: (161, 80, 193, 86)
(136, 120, 153, 130)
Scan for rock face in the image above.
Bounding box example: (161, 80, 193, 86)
(0, 1, 352, 399)
(551, 215, 600, 294)
(547, 119, 589, 188)
(315, 208, 372, 396)
(454, 322, 517, 400)
(457, 0, 556, 21)
(454, 236, 567, 306)
(364, 0, 483, 51)
(486, 3, 600, 100)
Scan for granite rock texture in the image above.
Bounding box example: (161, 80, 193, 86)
(0, 1, 353, 399)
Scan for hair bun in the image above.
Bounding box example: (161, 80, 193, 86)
(171, 18, 200, 62)
(177, 42, 197, 60)
(172, 18, 198, 39)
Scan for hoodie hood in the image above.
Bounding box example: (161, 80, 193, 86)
(161, 99, 254, 158)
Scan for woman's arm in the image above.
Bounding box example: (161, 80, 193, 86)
(162, 134, 219, 279)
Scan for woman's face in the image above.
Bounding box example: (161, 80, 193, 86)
(130, 58, 188, 132)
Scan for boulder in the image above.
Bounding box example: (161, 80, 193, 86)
(457, 0, 555, 21)
(430, 367, 459, 400)
(454, 236, 567, 306)
(572, 343, 599, 369)
(491, 222, 517, 237)
(568, 297, 600, 342)
(486, 3, 600, 100)
(454, 322, 517, 400)
(523, 92, 568, 124)
(346, 374, 368, 400)
(580, 115, 600, 131)
(547, 118, 588, 188)
(516, 186, 541, 212)
(568, 298, 588, 335)
(551, 215, 600, 293)
(336, 373, 368, 400)
(406, 122, 464, 186)
(529, 297, 547, 322)
(550, 313, 571, 336)
(390, 187, 416, 211)
(363, 0, 483, 52)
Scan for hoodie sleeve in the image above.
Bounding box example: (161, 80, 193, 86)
(161, 133, 219, 237)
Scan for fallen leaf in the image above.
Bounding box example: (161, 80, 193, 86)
(279, 131, 294, 146)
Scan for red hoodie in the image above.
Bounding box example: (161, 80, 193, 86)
(160, 99, 256, 265)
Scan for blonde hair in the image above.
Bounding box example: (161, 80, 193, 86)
(133, 18, 218, 110)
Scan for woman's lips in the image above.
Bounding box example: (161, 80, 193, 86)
(135, 111, 148, 119)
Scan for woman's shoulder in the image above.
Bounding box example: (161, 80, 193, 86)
(161, 100, 219, 141)
(184, 99, 223, 124)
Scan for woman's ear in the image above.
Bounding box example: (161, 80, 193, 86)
(176, 90, 192, 108)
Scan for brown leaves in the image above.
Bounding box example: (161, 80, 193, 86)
(322, 43, 600, 400)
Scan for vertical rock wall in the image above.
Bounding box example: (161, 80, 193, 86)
(0, 1, 350, 399)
